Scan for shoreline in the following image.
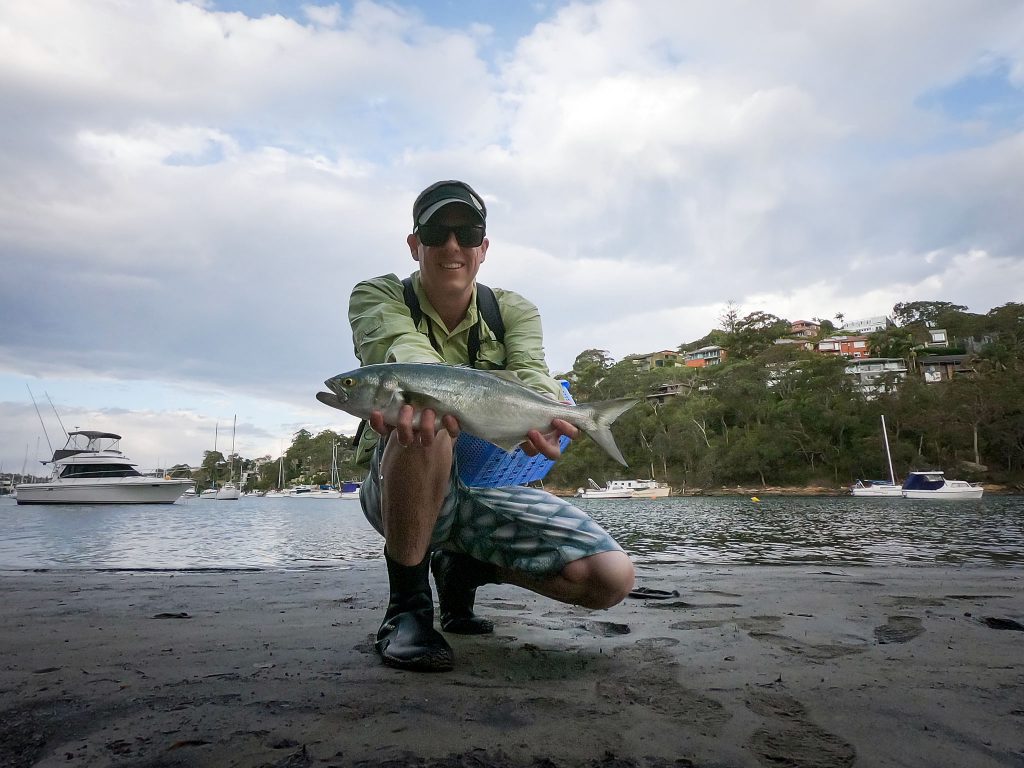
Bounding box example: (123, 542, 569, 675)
(546, 483, 1022, 497)
(3, 564, 1022, 767)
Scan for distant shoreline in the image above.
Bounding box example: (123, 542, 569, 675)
(546, 483, 1022, 497)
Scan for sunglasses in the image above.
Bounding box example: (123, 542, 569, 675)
(416, 223, 485, 248)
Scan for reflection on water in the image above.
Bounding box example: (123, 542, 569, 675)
(584, 495, 1024, 567)
(0, 494, 1021, 570)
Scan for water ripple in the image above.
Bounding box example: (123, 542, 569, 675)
(0, 494, 1021, 570)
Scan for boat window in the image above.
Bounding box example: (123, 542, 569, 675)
(59, 464, 142, 479)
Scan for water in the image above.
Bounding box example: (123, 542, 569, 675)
(0, 494, 1021, 570)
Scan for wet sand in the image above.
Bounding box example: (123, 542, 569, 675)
(1, 564, 1022, 767)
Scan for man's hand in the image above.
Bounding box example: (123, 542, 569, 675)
(369, 405, 460, 448)
(521, 418, 578, 461)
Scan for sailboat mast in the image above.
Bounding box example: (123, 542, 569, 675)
(881, 415, 896, 486)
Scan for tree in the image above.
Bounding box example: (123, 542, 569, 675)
(723, 311, 791, 360)
(892, 300, 968, 328)
(867, 327, 917, 360)
(564, 349, 614, 401)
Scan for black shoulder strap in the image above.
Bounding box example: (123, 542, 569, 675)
(475, 284, 505, 342)
(401, 278, 505, 367)
(401, 277, 422, 325)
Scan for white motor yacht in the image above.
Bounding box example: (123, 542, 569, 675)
(15, 431, 193, 505)
(576, 478, 670, 499)
(902, 471, 984, 499)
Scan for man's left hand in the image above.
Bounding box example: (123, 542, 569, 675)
(521, 418, 578, 461)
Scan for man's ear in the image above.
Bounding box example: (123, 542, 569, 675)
(407, 233, 420, 262)
(479, 237, 489, 263)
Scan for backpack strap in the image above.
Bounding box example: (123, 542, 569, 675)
(401, 278, 505, 368)
(401, 277, 440, 355)
(469, 283, 505, 365)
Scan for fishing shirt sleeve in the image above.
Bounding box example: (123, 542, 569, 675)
(495, 289, 566, 401)
(348, 274, 445, 365)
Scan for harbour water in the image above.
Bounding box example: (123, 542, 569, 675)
(0, 494, 1021, 570)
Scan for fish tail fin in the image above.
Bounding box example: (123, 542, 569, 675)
(579, 398, 638, 466)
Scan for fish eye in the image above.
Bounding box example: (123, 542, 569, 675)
(342, 377, 356, 387)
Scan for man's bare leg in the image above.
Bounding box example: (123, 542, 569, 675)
(373, 410, 457, 672)
(499, 550, 635, 609)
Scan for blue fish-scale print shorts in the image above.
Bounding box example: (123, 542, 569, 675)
(359, 439, 623, 575)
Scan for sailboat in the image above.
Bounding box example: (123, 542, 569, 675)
(264, 456, 287, 497)
(851, 415, 903, 497)
(199, 422, 220, 498)
(216, 415, 241, 500)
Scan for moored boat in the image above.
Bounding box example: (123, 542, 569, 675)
(576, 478, 668, 499)
(901, 471, 984, 499)
(851, 415, 902, 497)
(850, 479, 903, 497)
(15, 431, 193, 505)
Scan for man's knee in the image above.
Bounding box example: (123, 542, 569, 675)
(563, 551, 635, 610)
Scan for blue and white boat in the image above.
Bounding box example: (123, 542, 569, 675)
(902, 471, 984, 500)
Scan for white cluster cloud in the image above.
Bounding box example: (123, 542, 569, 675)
(1, 0, 1022, 470)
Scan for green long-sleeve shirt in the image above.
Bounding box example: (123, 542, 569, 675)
(348, 271, 563, 462)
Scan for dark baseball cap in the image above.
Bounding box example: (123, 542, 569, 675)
(412, 180, 486, 227)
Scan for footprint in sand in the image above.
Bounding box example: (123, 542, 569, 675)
(873, 615, 924, 644)
(746, 688, 856, 768)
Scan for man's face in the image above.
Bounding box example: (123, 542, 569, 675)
(407, 203, 488, 301)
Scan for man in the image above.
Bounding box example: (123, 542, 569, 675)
(349, 180, 634, 672)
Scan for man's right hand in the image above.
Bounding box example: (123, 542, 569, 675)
(370, 405, 460, 448)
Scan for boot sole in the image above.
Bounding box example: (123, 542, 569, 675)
(378, 645, 454, 672)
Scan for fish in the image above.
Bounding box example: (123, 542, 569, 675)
(316, 363, 638, 466)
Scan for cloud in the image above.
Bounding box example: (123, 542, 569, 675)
(1, 0, 1022, 470)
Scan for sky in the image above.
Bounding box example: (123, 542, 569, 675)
(2, 0, 1023, 475)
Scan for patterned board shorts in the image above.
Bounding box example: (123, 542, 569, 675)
(359, 438, 623, 576)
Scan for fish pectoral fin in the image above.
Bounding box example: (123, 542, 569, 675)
(402, 392, 450, 416)
(316, 391, 345, 410)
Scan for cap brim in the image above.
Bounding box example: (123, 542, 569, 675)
(417, 198, 485, 226)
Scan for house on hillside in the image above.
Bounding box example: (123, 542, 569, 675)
(817, 335, 870, 359)
(840, 315, 892, 334)
(685, 345, 726, 367)
(919, 354, 974, 383)
(646, 381, 696, 403)
(790, 319, 820, 337)
(625, 350, 681, 370)
(843, 358, 907, 398)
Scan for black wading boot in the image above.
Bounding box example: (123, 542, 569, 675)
(431, 550, 498, 635)
(376, 549, 453, 672)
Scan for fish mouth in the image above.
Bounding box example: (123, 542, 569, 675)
(324, 377, 350, 401)
(315, 391, 346, 411)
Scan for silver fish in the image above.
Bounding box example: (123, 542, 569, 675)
(316, 363, 637, 466)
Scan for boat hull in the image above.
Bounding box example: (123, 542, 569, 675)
(577, 489, 635, 499)
(215, 484, 240, 500)
(15, 478, 193, 505)
(903, 487, 984, 500)
(631, 487, 671, 499)
(851, 483, 903, 497)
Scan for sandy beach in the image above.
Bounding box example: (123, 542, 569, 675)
(2, 564, 1022, 767)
